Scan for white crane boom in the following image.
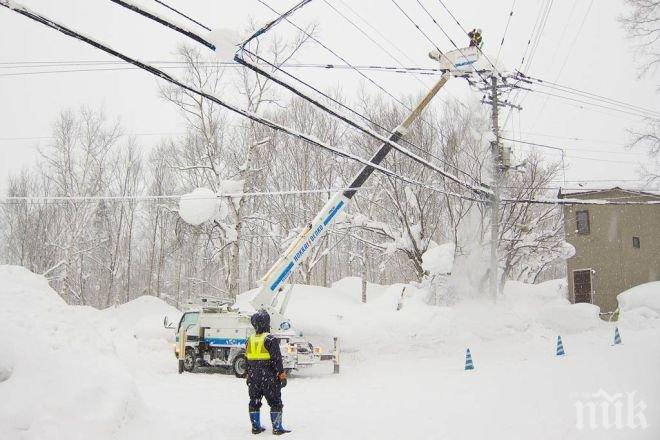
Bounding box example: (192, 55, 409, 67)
(251, 70, 459, 331)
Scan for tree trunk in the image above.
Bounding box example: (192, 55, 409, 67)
(228, 240, 240, 299)
(125, 208, 135, 303)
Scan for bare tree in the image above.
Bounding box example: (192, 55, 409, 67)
(498, 154, 564, 287)
(620, 1, 660, 186)
(0, 170, 58, 271)
(39, 108, 120, 305)
(620, 0, 660, 77)
(628, 120, 660, 186)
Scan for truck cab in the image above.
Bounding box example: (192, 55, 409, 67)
(171, 301, 325, 376)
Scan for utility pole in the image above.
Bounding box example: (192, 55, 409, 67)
(489, 74, 502, 301)
(482, 74, 522, 300)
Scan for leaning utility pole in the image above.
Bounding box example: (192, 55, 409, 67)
(482, 74, 521, 300)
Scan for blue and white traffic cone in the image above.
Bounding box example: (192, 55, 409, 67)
(613, 327, 622, 345)
(464, 348, 475, 370)
(556, 335, 565, 356)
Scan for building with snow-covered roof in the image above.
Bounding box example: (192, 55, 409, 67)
(558, 187, 660, 316)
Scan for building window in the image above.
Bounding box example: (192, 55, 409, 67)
(576, 210, 590, 235)
(633, 236, 640, 249)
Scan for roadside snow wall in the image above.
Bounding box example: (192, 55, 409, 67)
(0, 266, 178, 440)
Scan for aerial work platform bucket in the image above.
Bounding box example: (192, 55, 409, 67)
(429, 46, 480, 74)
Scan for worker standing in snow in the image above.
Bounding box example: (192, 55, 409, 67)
(246, 310, 290, 435)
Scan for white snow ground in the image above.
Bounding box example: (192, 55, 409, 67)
(0, 266, 659, 439)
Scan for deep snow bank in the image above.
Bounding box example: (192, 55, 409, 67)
(618, 281, 660, 313)
(102, 295, 181, 341)
(617, 281, 660, 330)
(236, 276, 605, 357)
(4, 265, 655, 440)
(0, 266, 178, 440)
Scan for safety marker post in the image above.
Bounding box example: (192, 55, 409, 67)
(556, 335, 565, 356)
(464, 348, 475, 370)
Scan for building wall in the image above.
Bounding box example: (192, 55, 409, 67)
(563, 190, 660, 313)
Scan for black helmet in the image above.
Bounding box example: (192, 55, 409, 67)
(251, 310, 271, 333)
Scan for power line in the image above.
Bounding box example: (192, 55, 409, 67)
(523, 0, 594, 119)
(6, 60, 656, 122)
(501, 130, 628, 145)
(0, 131, 185, 141)
(110, 0, 215, 50)
(252, 0, 416, 112)
(389, 0, 444, 57)
(4, 185, 657, 206)
(496, 0, 517, 62)
(238, 47, 486, 192)
(242, 0, 485, 188)
(505, 71, 659, 120)
(505, 138, 643, 165)
(7, 2, 655, 208)
(412, 0, 491, 85)
(516, 0, 549, 75)
(523, 88, 659, 120)
(6, 56, 657, 118)
(153, 0, 212, 32)
(315, 1, 483, 182)
(551, 0, 596, 86)
(505, 0, 554, 116)
(501, 137, 644, 155)
(321, 0, 427, 88)
(1, 1, 490, 204)
(239, 68, 470, 188)
(522, 0, 554, 75)
(0, 61, 451, 77)
(433, 0, 504, 78)
(0, 187, 381, 203)
(334, 0, 433, 86)
(501, 186, 659, 192)
(520, 73, 660, 118)
(516, 1, 579, 131)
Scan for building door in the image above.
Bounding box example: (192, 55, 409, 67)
(573, 270, 592, 303)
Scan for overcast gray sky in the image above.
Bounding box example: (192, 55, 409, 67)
(1, 0, 658, 192)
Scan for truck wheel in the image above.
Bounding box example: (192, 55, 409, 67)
(232, 353, 247, 378)
(183, 347, 196, 372)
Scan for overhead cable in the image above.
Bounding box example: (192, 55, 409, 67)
(109, 0, 215, 50)
(153, 0, 211, 32)
(0, 0, 487, 203)
(496, 0, 517, 61)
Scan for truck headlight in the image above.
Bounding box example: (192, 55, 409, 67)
(314, 347, 322, 354)
(287, 345, 296, 354)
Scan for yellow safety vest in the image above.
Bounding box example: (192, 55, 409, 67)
(246, 333, 271, 361)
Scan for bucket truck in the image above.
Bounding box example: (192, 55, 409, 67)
(166, 46, 480, 376)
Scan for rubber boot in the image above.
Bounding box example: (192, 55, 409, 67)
(271, 411, 291, 435)
(249, 411, 266, 434)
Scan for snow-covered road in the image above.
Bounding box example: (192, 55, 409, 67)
(119, 327, 660, 440)
(1, 266, 659, 439)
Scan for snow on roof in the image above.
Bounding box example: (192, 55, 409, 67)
(558, 186, 660, 199)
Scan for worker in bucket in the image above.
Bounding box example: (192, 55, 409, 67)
(468, 28, 483, 48)
(246, 310, 290, 435)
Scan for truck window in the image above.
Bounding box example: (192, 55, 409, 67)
(178, 312, 199, 332)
